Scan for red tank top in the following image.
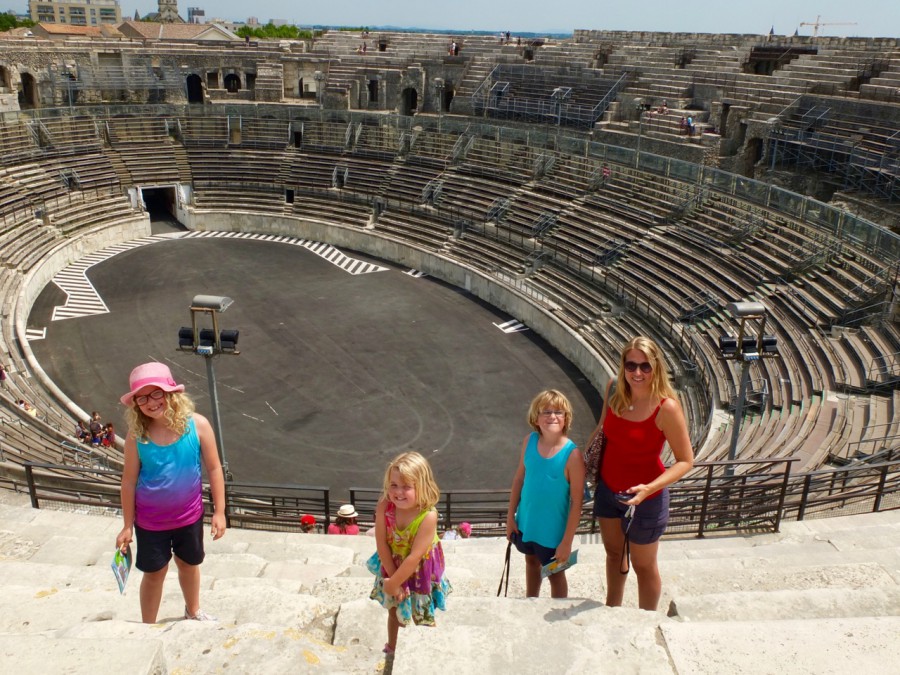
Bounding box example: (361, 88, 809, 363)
(600, 401, 667, 497)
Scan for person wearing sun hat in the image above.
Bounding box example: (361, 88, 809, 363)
(327, 504, 360, 535)
(115, 362, 226, 624)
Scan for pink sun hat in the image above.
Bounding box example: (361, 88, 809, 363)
(120, 362, 185, 406)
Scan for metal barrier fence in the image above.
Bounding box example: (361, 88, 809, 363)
(18, 456, 899, 538)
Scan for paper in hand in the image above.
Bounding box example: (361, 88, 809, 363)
(540, 549, 578, 578)
(111, 545, 133, 594)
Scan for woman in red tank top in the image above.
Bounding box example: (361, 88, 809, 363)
(586, 336, 694, 611)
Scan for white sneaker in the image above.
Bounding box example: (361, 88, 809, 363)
(184, 606, 217, 621)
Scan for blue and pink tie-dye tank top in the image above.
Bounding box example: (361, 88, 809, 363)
(135, 417, 203, 531)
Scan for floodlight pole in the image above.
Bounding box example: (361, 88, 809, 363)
(181, 294, 237, 481)
(720, 302, 777, 477)
(204, 354, 229, 480)
(635, 102, 644, 168)
(728, 358, 753, 469)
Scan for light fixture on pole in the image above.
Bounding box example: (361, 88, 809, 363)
(178, 294, 239, 481)
(634, 99, 645, 168)
(718, 301, 779, 475)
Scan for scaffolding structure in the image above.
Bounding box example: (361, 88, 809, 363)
(768, 105, 899, 202)
(472, 65, 629, 129)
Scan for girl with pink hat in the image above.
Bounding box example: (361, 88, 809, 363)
(115, 362, 226, 623)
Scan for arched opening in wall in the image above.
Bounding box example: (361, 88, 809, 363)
(441, 82, 455, 112)
(18, 72, 38, 109)
(747, 136, 762, 162)
(400, 87, 418, 116)
(224, 73, 241, 93)
(186, 74, 204, 104)
(299, 77, 315, 99)
(141, 186, 181, 225)
(63, 73, 79, 107)
(745, 135, 763, 176)
(367, 79, 379, 104)
(0, 66, 11, 90)
(719, 103, 730, 137)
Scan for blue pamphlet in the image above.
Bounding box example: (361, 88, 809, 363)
(111, 545, 132, 594)
(540, 549, 578, 578)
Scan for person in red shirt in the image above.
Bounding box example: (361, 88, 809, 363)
(328, 504, 360, 535)
(585, 336, 694, 611)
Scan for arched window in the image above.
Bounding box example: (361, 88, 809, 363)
(224, 73, 241, 93)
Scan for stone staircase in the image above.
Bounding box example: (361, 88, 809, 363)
(0, 489, 898, 674)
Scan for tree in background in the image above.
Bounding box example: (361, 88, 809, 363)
(0, 11, 35, 32)
(235, 23, 320, 40)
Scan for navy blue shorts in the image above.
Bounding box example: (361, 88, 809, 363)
(510, 530, 557, 565)
(135, 515, 205, 573)
(592, 480, 670, 545)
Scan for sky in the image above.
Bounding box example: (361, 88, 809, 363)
(8, 1, 899, 38)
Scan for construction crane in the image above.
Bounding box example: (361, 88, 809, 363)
(799, 15, 858, 37)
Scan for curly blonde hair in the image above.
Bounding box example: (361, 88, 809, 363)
(526, 389, 573, 435)
(124, 391, 195, 442)
(609, 336, 677, 416)
(381, 451, 441, 510)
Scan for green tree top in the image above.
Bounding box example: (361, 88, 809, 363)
(234, 23, 319, 40)
(0, 12, 35, 32)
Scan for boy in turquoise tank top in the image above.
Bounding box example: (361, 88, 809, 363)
(506, 389, 585, 598)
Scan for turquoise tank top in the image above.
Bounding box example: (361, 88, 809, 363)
(135, 417, 203, 531)
(515, 431, 576, 549)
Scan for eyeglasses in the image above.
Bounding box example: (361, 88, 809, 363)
(624, 361, 653, 374)
(134, 389, 166, 406)
(539, 410, 566, 418)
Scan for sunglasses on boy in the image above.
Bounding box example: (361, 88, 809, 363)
(624, 361, 653, 374)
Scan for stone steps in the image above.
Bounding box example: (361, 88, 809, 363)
(0, 494, 898, 673)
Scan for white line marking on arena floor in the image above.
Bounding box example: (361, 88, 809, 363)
(26, 328, 47, 341)
(493, 319, 529, 333)
(182, 231, 390, 275)
(242, 413, 265, 422)
(266, 401, 279, 415)
(49, 231, 388, 322)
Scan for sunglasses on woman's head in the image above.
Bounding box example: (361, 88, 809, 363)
(624, 361, 653, 373)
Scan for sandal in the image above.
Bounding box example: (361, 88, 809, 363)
(382, 643, 395, 655)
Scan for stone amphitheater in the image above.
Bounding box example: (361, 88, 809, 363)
(0, 22, 898, 674)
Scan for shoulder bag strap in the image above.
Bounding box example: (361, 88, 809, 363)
(497, 540, 512, 597)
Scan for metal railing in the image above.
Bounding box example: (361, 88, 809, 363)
(16, 456, 899, 539)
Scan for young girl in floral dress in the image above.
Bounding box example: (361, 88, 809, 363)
(367, 451, 451, 655)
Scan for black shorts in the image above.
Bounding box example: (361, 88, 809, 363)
(135, 515, 205, 573)
(510, 530, 557, 566)
(592, 479, 670, 545)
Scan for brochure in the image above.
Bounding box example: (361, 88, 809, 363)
(540, 549, 578, 578)
(111, 545, 133, 594)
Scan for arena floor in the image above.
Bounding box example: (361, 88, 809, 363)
(27, 222, 600, 495)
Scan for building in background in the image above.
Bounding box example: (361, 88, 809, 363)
(187, 7, 205, 24)
(28, 0, 122, 26)
(154, 0, 184, 23)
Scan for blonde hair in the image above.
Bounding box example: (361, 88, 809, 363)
(526, 389, 573, 435)
(609, 336, 677, 416)
(381, 451, 440, 510)
(124, 391, 195, 442)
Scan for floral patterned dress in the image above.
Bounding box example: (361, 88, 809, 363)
(367, 502, 451, 626)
